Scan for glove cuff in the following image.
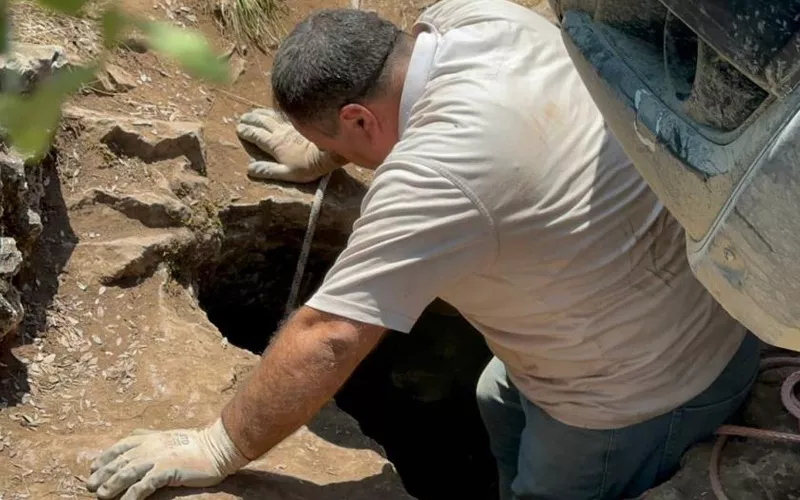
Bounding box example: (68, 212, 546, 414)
(201, 418, 251, 477)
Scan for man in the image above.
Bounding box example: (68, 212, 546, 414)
(86, 1, 760, 499)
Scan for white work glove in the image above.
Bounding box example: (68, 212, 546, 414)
(236, 108, 346, 183)
(86, 419, 249, 500)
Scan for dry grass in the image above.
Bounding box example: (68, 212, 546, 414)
(209, 0, 287, 51)
(9, 0, 103, 61)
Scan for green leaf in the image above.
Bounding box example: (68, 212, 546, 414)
(0, 65, 97, 158)
(137, 21, 229, 84)
(101, 6, 128, 49)
(37, 0, 91, 15)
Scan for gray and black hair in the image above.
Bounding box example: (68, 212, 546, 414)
(271, 8, 409, 133)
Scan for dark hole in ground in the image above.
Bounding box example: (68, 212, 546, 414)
(198, 244, 336, 346)
(198, 241, 498, 500)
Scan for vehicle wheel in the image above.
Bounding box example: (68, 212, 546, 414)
(549, 0, 769, 132)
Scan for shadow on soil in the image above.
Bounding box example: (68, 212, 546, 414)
(0, 149, 77, 408)
(306, 402, 387, 456)
(0, 336, 31, 407)
(148, 465, 409, 500)
(18, 150, 79, 337)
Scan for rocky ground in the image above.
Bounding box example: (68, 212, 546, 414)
(642, 345, 800, 500)
(0, 0, 798, 500)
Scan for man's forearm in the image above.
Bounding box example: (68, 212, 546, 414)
(220, 307, 385, 460)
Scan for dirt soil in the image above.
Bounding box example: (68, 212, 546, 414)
(0, 0, 552, 498)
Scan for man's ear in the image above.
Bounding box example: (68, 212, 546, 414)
(339, 103, 378, 135)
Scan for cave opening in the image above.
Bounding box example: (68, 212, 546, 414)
(197, 238, 498, 500)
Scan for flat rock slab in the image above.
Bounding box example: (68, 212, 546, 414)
(72, 188, 192, 228)
(91, 63, 138, 93)
(63, 105, 206, 173)
(72, 228, 195, 284)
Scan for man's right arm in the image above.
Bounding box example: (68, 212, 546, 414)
(86, 307, 385, 500)
(220, 306, 385, 459)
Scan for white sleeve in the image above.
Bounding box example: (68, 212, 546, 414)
(305, 161, 497, 332)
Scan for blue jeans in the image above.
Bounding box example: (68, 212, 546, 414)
(476, 333, 760, 500)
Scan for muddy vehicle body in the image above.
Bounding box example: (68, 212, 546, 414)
(550, 0, 800, 350)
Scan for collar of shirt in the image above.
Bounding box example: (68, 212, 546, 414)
(398, 22, 439, 136)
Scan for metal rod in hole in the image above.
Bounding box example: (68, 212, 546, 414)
(282, 0, 361, 320)
(283, 172, 332, 320)
(281, 0, 362, 320)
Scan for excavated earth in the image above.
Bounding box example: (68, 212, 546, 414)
(1, 1, 799, 500)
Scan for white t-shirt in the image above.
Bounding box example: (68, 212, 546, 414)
(306, 0, 746, 429)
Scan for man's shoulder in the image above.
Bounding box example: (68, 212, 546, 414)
(369, 155, 473, 197)
(381, 103, 525, 225)
(417, 0, 555, 34)
(395, 76, 544, 169)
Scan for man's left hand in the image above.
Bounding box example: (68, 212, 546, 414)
(86, 419, 249, 500)
(236, 108, 347, 183)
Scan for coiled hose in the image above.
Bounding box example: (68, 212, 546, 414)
(711, 356, 800, 499)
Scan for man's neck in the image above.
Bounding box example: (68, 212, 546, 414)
(397, 28, 437, 135)
(368, 43, 413, 144)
